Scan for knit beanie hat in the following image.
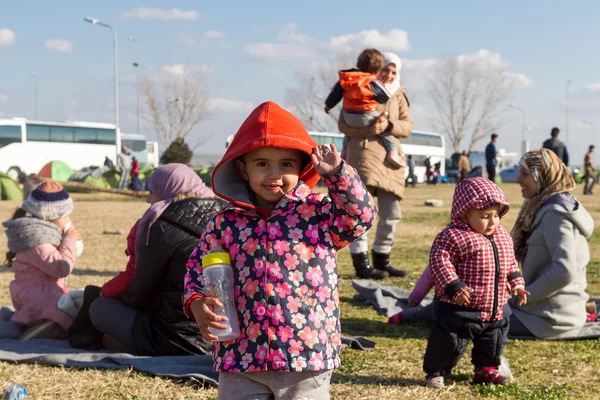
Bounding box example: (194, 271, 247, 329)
(21, 181, 73, 220)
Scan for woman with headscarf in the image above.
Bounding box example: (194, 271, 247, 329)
(339, 51, 414, 280)
(510, 148, 594, 339)
(89, 164, 224, 355)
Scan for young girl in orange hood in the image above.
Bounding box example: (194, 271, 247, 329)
(184, 101, 377, 399)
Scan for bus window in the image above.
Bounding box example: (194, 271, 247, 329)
(96, 128, 116, 145)
(50, 126, 74, 142)
(27, 124, 51, 141)
(0, 125, 21, 148)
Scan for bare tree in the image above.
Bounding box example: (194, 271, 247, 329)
(285, 57, 353, 131)
(428, 56, 514, 152)
(141, 66, 208, 147)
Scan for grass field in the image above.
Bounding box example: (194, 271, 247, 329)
(0, 184, 599, 399)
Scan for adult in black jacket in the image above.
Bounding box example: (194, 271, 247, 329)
(89, 164, 223, 356)
(543, 127, 569, 166)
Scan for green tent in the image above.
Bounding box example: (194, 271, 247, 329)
(103, 170, 121, 188)
(38, 161, 73, 182)
(70, 169, 112, 190)
(0, 172, 23, 201)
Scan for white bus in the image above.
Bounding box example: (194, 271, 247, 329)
(0, 118, 158, 180)
(120, 132, 160, 168)
(308, 130, 445, 183)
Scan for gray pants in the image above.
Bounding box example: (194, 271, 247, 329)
(350, 187, 401, 254)
(584, 172, 596, 194)
(89, 297, 138, 352)
(218, 370, 332, 400)
(0, 307, 23, 339)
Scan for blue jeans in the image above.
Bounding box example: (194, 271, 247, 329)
(0, 307, 23, 339)
(118, 169, 130, 189)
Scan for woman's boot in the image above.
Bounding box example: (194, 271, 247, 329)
(351, 252, 389, 280)
(372, 250, 407, 277)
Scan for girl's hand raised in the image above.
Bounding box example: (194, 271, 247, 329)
(311, 144, 342, 176)
(190, 297, 229, 341)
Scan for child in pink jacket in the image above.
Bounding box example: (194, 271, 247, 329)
(1, 181, 83, 339)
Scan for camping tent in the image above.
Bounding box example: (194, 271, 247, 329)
(38, 161, 73, 182)
(0, 172, 23, 201)
(70, 168, 112, 189)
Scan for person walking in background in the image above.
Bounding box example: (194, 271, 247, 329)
(457, 150, 470, 183)
(485, 133, 500, 182)
(406, 155, 416, 187)
(117, 146, 132, 189)
(584, 145, 596, 195)
(542, 127, 569, 166)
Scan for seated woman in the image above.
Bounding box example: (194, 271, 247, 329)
(510, 148, 594, 339)
(89, 163, 223, 355)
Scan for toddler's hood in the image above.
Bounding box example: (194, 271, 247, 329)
(451, 177, 510, 224)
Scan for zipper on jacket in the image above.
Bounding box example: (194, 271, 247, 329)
(487, 236, 501, 321)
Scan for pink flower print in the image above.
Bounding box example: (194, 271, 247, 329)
(328, 272, 338, 287)
(298, 204, 316, 220)
(305, 225, 320, 244)
(286, 295, 302, 313)
(252, 260, 265, 278)
(288, 228, 303, 243)
(325, 256, 336, 274)
(294, 243, 314, 263)
(278, 325, 294, 343)
(337, 175, 352, 190)
(319, 329, 329, 345)
(298, 326, 319, 348)
(267, 304, 285, 326)
(345, 202, 361, 217)
(325, 317, 337, 332)
(240, 353, 253, 369)
(275, 282, 292, 298)
(235, 253, 247, 269)
(330, 332, 341, 347)
(243, 310, 251, 326)
(314, 245, 328, 260)
(288, 339, 304, 357)
(325, 300, 336, 316)
(252, 303, 267, 321)
(234, 216, 248, 230)
(238, 227, 252, 242)
(360, 206, 373, 223)
(316, 286, 331, 302)
(290, 356, 307, 372)
(351, 180, 366, 200)
(291, 313, 307, 329)
(306, 266, 324, 287)
(243, 238, 259, 255)
(247, 321, 261, 341)
(222, 228, 234, 247)
(288, 270, 304, 287)
(309, 352, 325, 371)
(206, 219, 215, 232)
(237, 295, 247, 311)
(267, 262, 283, 282)
(326, 344, 334, 358)
(186, 256, 200, 271)
(308, 312, 322, 329)
(223, 349, 236, 370)
(273, 240, 290, 256)
(254, 343, 269, 362)
(354, 224, 368, 237)
(268, 349, 287, 369)
(267, 325, 277, 341)
(284, 253, 299, 270)
(229, 243, 240, 257)
(239, 266, 250, 282)
(243, 278, 259, 297)
(285, 213, 300, 228)
(267, 223, 282, 240)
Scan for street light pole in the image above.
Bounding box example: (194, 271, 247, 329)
(508, 104, 528, 155)
(128, 37, 139, 135)
(566, 79, 571, 152)
(30, 72, 38, 119)
(84, 17, 120, 158)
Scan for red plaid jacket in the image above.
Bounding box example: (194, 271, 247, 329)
(429, 178, 525, 321)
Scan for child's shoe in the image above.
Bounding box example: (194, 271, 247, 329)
(426, 376, 444, 388)
(387, 311, 404, 325)
(19, 320, 65, 341)
(386, 149, 405, 168)
(472, 367, 508, 385)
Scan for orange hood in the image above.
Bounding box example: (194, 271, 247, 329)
(211, 101, 319, 210)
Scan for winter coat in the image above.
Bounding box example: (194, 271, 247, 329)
(543, 138, 569, 165)
(429, 178, 525, 321)
(119, 197, 225, 356)
(339, 86, 413, 199)
(101, 220, 139, 298)
(9, 238, 77, 330)
(184, 101, 376, 373)
(510, 193, 594, 339)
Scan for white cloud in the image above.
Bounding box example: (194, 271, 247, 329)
(204, 30, 225, 39)
(208, 98, 254, 113)
(507, 73, 534, 89)
(244, 26, 411, 61)
(585, 83, 600, 92)
(121, 8, 203, 21)
(0, 28, 15, 47)
(161, 64, 213, 75)
(44, 39, 74, 53)
(0, 94, 8, 105)
(266, 67, 284, 78)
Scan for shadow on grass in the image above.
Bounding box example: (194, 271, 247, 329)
(71, 269, 119, 277)
(341, 317, 430, 340)
(331, 372, 424, 387)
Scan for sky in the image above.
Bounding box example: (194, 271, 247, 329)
(1, 1, 599, 165)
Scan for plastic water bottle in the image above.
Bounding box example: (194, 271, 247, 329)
(2, 382, 28, 400)
(202, 248, 240, 341)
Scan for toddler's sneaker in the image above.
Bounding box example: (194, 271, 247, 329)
(426, 376, 444, 388)
(386, 149, 405, 168)
(472, 367, 509, 385)
(387, 311, 404, 325)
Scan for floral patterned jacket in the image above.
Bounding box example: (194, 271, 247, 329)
(183, 162, 376, 372)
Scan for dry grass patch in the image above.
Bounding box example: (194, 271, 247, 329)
(0, 184, 599, 399)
